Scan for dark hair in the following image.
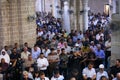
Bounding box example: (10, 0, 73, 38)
(88, 61, 94, 65)
(54, 70, 60, 75)
(100, 76, 107, 80)
(116, 59, 120, 63)
(61, 48, 65, 51)
(39, 71, 45, 76)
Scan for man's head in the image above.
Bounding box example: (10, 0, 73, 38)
(88, 62, 94, 70)
(24, 42, 28, 47)
(116, 73, 120, 80)
(28, 54, 32, 60)
(54, 70, 60, 78)
(23, 47, 28, 52)
(1, 50, 6, 55)
(1, 58, 5, 64)
(40, 53, 44, 59)
(23, 71, 28, 79)
(99, 64, 104, 72)
(40, 71, 45, 79)
(116, 59, 120, 67)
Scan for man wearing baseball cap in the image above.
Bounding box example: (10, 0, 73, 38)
(96, 64, 109, 80)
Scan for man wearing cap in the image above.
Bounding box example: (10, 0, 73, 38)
(96, 64, 109, 80)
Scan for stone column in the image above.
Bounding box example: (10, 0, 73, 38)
(53, 0, 59, 18)
(111, 0, 120, 66)
(35, 0, 42, 12)
(112, 0, 116, 14)
(42, 0, 45, 12)
(63, 0, 70, 33)
(83, 0, 89, 31)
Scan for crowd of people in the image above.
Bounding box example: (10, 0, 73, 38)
(0, 11, 120, 80)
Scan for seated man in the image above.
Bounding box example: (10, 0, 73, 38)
(39, 71, 49, 80)
(96, 64, 108, 80)
(82, 62, 96, 80)
(51, 70, 64, 80)
(22, 71, 32, 80)
(110, 59, 120, 79)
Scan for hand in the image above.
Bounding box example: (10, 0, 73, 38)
(42, 64, 46, 67)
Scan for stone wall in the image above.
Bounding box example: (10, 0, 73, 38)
(111, 21, 120, 66)
(0, 0, 36, 49)
(88, 0, 109, 13)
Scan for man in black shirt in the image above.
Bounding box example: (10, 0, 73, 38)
(10, 48, 21, 64)
(110, 59, 120, 79)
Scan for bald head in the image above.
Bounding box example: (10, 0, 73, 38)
(117, 73, 120, 80)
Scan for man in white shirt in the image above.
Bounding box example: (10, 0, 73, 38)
(0, 49, 10, 64)
(51, 70, 64, 80)
(96, 64, 108, 80)
(21, 47, 31, 60)
(37, 53, 49, 74)
(42, 46, 51, 58)
(64, 42, 71, 54)
(82, 62, 96, 80)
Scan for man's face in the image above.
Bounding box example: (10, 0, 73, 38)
(116, 60, 120, 66)
(34, 46, 37, 51)
(40, 75, 45, 79)
(88, 64, 93, 69)
(55, 73, 59, 78)
(117, 73, 120, 80)
(2, 51, 5, 55)
(40, 54, 44, 59)
(1, 59, 5, 63)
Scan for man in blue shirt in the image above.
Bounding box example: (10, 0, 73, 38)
(95, 44, 105, 68)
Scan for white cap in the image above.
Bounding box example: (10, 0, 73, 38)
(75, 44, 79, 47)
(99, 64, 104, 68)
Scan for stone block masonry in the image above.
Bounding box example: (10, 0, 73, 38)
(0, 0, 36, 49)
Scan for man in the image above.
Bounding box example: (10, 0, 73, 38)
(22, 71, 32, 80)
(96, 64, 108, 80)
(37, 53, 49, 75)
(0, 49, 10, 64)
(82, 62, 96, 80)
(21, 47, 31, 60)
(32, 45, 41, 60)
(105, 38, 111, 68)
(47, 48, 60, 78)
(51, 70, 64, 80)
(64, 42, 71, 54)
(112, 73, 120, 80)
(67, 69, 82, 80)
(40, 71, 49, 80)
(75, 39, 83, 48)
(23, 54, 35, 69)
(95, 44, 105, 68)
(10, 48, 21, 64)
(22, 42, 31, 53)
(42, 46, 51, 58)
(110, 59, 120, 78)
(59, 48, 68, 77)
(4, 45, 12, 55)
